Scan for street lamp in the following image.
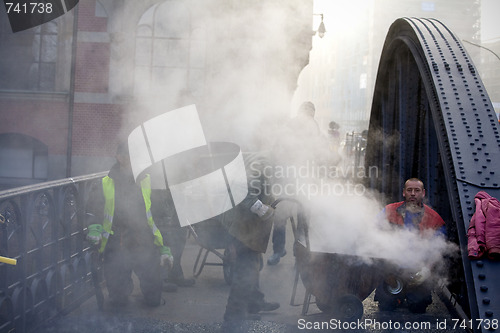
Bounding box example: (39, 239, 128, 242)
(313, 13, 326, 38)
(463, 40, 500, 62)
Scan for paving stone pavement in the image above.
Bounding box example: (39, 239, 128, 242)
(39, 221, 465, 333)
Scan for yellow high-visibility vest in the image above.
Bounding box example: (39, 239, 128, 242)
(99, 174, 165, 253)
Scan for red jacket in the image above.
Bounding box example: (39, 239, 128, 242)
(385, 201, 445, 233)
(467, 191, 500, 260)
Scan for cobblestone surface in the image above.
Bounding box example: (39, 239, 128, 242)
(39, 222, 465, 333)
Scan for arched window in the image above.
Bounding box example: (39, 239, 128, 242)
(134, 1, 206, 98)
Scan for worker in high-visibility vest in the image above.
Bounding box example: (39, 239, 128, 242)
(85, 143, 173, 307)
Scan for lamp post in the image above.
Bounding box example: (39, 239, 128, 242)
(463, 39, 500, 62)
(313, 13, 326, 38)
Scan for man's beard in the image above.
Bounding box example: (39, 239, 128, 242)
(406, 200, 423, 212)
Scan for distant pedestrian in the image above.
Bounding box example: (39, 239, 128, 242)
(268, 101, 322, 265)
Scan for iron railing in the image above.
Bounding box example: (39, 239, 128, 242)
(0, 172, 106, 332)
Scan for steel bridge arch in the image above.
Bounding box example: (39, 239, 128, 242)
(365, 18, 500, 332)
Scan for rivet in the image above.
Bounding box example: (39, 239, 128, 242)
(479, 274, 486, 280)
(485, 310, 493, 317)
(477, 261, 484, 267)
(483, 298, 491, 305)
(480, 285, 488, 292)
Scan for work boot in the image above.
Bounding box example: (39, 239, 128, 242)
(248, 301, 280, 314)
(267, 250, 286, 265)
(168, 276, 196, 287)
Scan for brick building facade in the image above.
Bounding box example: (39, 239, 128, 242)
(0, 0, 313, 189)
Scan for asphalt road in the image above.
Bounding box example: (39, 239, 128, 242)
(39, 220, 466, 333)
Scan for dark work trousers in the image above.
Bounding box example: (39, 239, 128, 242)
(271, 218, 286, 254)
(103, 243, 162, 306)
(223, 237, 265, 321)
(271, 201, 296, 254)
(163, 224, 188, 280)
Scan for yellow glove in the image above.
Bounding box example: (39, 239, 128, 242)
(86, 224, 102, 246)
(160, 246, 173, 268)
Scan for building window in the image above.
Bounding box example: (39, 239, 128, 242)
(134, 1, 206, 98)
(30, 22, 58, 91)
(0, 6, 59, 92)
(0, 133, 48, 190)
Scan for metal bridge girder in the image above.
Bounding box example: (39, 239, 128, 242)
(366, 18, 500, 333)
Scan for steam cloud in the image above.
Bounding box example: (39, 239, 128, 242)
(306, 192, 457, 270)
(100, 0, 460, 323)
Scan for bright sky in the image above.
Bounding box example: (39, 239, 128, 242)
(481, 0, 500, 42)
(313, 0, 500, 43)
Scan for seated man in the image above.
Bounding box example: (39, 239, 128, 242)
(374, 178, 446, 313)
